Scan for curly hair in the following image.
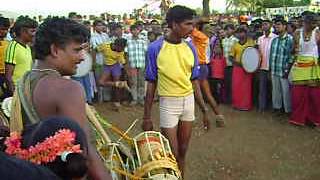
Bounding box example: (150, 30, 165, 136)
(0, 17, 10, 28)
(12, 16, 38, 37)
(34, 17, 90, 60)
(165, 5, 196, 28)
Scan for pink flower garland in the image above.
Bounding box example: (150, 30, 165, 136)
(5, 129, 82, 164)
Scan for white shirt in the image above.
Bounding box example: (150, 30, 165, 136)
(90, 32, 110, 65)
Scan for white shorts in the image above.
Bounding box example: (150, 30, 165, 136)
(159, 94, 195, 128)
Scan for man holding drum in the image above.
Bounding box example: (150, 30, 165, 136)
(229, 27, 255, 110)
(143, 5, 209, 177)
(269, 18, 293, 116)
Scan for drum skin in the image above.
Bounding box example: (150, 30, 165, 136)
(241, 47, 261, 73)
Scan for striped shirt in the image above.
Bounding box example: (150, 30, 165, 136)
(222, 35, 238, 66)
(257, 33, 278, 70)
(90, 32, 110, 65)
(127, 38, 147, 68)
(269, 33, 294, 77)
(5, 40, 33, 84)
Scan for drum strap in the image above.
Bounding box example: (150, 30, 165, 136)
(10, 70, 60, 132)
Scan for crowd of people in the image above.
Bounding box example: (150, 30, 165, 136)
(0, 4, 319, 180)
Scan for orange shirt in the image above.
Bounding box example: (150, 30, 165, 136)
(191, 28, 209, 64)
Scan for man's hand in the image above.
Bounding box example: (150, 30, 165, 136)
(142, 118, 153, 131)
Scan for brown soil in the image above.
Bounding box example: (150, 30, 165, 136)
(94, 102, 320, 180)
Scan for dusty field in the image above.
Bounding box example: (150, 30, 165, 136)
(94, 102, 320, 180)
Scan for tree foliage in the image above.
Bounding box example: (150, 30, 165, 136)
(226, 0, 311, 11)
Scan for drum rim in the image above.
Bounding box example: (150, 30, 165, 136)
(240, 46, 261, 73)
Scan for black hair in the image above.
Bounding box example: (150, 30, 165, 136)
(22, 117, 88, 180)
(34, 17, 90, 60)
(130, 24, 138, 31)
(0, 17, 10, 28)
(93, 19, 104, 27)
(114, 38, 127, 49)
(237, 27, 247, 34)
(165, 5, 196, 28)
(109, 22, 122, 31)
(303, 13, 316, 23)
(83, 21, 91, 26)
(12, 16, 38, 37)
(224, 24, 235, 30)
(239, 22, 249, 27)
(262, 19, 272, 23)
(274, 18, 287, 25)
(68, 12, 77, 19)
(150, 19, 159, 25)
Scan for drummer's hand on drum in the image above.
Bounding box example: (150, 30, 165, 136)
(142, 118, 153, 131)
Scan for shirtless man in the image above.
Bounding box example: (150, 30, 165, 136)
(20, 17, 111, 180)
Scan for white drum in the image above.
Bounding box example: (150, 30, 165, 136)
(73, 53, 92, 77)
(241, 47, 261, 73)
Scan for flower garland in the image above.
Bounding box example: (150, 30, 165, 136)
(5, 129, 82, 165)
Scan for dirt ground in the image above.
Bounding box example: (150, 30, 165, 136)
(94, 102, 320, 180)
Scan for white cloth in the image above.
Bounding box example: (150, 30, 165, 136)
(90, 32, 110, 65)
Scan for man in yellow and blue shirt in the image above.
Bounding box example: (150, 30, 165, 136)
(143, 5, 210, 177)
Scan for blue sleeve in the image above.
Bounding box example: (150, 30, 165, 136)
(145, 39, 163, 81)
(187, 41, 200, 80)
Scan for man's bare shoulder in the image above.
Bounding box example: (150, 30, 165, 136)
(36, 76, 84, 99)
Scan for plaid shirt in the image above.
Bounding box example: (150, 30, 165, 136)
(222, 35, 238, 66)
(127, 38, 148, 68)
(269, 33, 294, 77)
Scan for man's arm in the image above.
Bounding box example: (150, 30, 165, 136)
(57, 81, 112, 180)
(142, 81, 157, 131)
(5, 64, 15, 95)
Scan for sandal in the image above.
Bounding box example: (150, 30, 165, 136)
(216, 115, 226, 128)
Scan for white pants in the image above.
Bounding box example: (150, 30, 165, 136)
(159, 94, 195, 128)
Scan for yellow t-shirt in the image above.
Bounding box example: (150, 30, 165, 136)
(97, 43, 125, 65)
(5, 41, 33, 85)
(230, 39, 255, 63)
(0, 40, 9, 74)
(157, 41, 196, 97)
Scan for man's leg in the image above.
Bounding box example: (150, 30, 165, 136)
(82, 74, 93, 104)
(200, 79, 220, 115)
(280, 78, 291, 113)
(258, 70, 268, 112)
(129, 69, 138, 105)
(137, 68, 145, 105)
(271, 75, 283, 111)
(177, 120, 193, 177)
(224, 66, 233, 104)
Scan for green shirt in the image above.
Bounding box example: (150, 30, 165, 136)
(5, 40, 33, 84)
(269, 33, 294, 77)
